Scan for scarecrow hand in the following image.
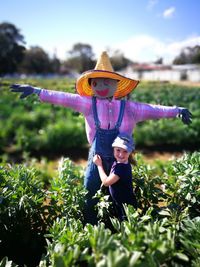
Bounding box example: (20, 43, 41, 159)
(10, 84, 41, 99)
(178, 108, 192, 125)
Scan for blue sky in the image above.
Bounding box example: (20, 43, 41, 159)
(1, 0, 200, 63)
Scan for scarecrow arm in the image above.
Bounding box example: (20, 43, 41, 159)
(10, 84, 41, 99)
(178, 107, 192, 124)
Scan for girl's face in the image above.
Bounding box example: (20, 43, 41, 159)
(90, 78, 118, 99)
(113, 147, 130, 163)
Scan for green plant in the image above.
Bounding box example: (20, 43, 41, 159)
(132, 157, 167, 216)
(47, 157, 86, 222)
(0, 164, 48, 266)
(0, 152, 199, 266)
(179, 217, 200, 267)
(163, 152, 200, 218)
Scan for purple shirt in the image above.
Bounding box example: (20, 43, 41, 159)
(40, 89, 179, 144)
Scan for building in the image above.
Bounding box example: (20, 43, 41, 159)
(120, 63, 200, 82)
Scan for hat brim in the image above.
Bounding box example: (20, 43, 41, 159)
(112, 143, 132, 152)
(76, 70, 139, 98)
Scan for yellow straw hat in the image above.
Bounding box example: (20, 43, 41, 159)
(76, 51, 139, 98)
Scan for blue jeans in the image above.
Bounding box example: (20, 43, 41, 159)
(83, 97, 125, 225)
(84, 128, 118, 225)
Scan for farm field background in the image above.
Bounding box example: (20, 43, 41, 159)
(0, 78, 200, 266)
(1, 78, 200, 163)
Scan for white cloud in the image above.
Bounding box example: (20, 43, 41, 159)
(115, 35, 163, 61)
(41, 34, 200, 65)
(147, 0, 159, 10)
(166, 36, 200, 58)
(44, 43, 72, 60)
(113, 34, 200, 64)
(162, 7, 175, 18)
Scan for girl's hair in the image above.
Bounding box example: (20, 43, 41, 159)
(128, 152, 137, 165)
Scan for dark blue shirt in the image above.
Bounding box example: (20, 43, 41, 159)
(109, 161, 137, 208)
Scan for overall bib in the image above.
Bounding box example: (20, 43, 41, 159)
(84, 97, 125, 225)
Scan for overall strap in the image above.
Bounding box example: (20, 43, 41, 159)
(115, 100, 126, 129)
(92, 97, 100, 128)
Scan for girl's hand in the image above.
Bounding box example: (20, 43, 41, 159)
(93, 154, 102, 166)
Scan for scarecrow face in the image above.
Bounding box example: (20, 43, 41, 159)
(90, 78, 118, 99)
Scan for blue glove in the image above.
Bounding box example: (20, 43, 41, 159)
(10, 84, 41, 99)
(178, 108, 192, 125)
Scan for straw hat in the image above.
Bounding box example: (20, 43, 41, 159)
(76, 51, 139, 98)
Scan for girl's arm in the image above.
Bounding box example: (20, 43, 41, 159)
(93, 155, 119, 186)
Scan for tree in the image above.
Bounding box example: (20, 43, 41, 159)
(0, 22, 25, 75)
(65, 43, 95, 73)
(49, 56, 61, 74)
(109, 49, 133, 71)
(191, 45, 200, 63)
(154, 57, 163, 64)
(19, 46, 52, 74)
(173, 45, 200, 65)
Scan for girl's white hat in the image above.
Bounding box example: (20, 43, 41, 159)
(112, 133, 135, 152)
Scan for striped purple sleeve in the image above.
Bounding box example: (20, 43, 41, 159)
(39, 89, 91, 114)
(129, 101, 179, 122)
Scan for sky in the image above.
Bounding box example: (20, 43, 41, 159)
(1, 0, 200, 64)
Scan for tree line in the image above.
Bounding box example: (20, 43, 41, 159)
(0, 22, 200, 76)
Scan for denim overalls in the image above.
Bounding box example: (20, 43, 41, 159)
(84, 97, 125, 225)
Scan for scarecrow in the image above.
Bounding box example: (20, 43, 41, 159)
(11, 51, 192, 225)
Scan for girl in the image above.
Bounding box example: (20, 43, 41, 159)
(93, 133, 137, 221)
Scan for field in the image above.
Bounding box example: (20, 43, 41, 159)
(0, 78, 200, 266)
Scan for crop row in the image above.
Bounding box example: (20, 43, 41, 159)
(0, 79, 200, 161)
(0, 152, 199, 266)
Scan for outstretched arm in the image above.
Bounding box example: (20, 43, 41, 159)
(10, 83, 91, 114)
(130, 101, 192, 125)
(93, 155, 119, 186)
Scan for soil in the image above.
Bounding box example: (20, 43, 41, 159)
(139, 150, 183, 164)
(4, 146, 184, 168)
(170, 81, 200, 87)
(68, 148, 184, 167)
